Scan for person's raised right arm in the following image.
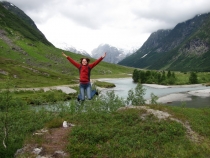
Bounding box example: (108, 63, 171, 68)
(62, 52, 80, 68)
(62, 52, 68, 58)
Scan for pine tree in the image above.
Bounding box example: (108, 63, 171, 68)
(189, 72, 198, 84)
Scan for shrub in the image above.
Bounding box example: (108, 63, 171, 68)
(126, 82, 146, 106)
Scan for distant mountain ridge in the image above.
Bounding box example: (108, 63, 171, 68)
(91, 44, 133, 64)
(119, 12, 210, 71)
(57, 43, 91, 57)
(65, 47, 91, 58)
(61, 43, 133, 64)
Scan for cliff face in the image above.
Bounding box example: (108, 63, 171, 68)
(119, 13, 210, 71)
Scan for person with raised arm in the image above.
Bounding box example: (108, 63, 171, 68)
(62, 52, 106, 101)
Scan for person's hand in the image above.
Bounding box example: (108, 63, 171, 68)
(102, 52, 106, 58)
(62, 52, 67, 58)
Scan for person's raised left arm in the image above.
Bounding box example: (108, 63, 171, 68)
(102, 52, 106, 59)
(89, 52, 106, 69)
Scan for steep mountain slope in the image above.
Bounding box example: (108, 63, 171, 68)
(0, 1, 45, 36)
(119, 13, 210, 71)
(0, 1, 52, 46)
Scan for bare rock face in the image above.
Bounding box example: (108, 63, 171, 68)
(0, 29, 28, 56)
(180, 39, 209, 56)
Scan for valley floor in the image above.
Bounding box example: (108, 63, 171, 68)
(3, 80, 210, 105)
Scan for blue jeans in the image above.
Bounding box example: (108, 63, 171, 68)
(78, 82, 97, 101)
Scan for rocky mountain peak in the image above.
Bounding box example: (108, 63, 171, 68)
(91, 44, 132, 64)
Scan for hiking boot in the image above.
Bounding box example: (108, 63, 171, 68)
(77, 97, 80, 101)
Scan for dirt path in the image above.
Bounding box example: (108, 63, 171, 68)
(15, 127, 71, 157)
(41, 127, 71, 157)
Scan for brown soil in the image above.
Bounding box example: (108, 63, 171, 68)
(15, 127, 72, 158)
(41, 127, 71, 157)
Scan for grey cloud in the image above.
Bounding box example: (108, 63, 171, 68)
(6, 0, 121, 30)
(6, 0, 210, 28)
(58, 1, 113, 30)
(7, 0, 51, 11)
(132, 0, 210, 31)
(7, 0, 62, 24)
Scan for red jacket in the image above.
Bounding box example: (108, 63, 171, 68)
(67, 56, 104, 84)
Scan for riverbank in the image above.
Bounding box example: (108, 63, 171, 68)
(143, 84, 210, 104)
(2, 78, 210, 106)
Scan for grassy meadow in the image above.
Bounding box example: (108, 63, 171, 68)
(1, 88, 210, 157)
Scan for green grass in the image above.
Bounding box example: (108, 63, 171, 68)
(66, 106, 210, 157)
(0, 60, 133, 89)
(94, 80, 116, 88)
(174, 71, 210, 85)
(12, 89, 77, 105)
(161, 106, 210, 139)
(1, 85, 210, 157)
(0, 59, 77, 88)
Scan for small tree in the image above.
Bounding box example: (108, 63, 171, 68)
(167, 70, 171, 78)
(160, 71, 166, 84)
(150, 93, 158, 105)
(132, 69, 139, 82)
(126, 82, 146, 106)
(171, 72, 175, 78)
(157, 73, 162, 84)
(189, 72, 198, 84)
(140, 71, 146, 83)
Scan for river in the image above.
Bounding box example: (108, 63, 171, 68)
(98, 78, 210, 108)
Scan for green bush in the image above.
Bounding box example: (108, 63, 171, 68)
(126, 82, 146, 106)
(0, 87, 55, 157)
(189, 72, 198, 84)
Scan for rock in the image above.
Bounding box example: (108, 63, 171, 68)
(32, 147, 43, 155)
(63, 121, 68, 128)
(63, 121, 75, 127)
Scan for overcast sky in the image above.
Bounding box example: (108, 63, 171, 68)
(4, 0, 210, 54)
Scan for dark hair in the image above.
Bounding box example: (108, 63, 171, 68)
(80, 58, 90, 64)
